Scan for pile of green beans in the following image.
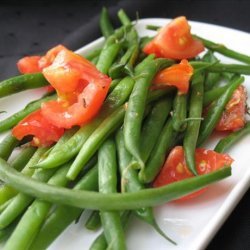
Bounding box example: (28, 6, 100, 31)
(0, 7, 250, 250)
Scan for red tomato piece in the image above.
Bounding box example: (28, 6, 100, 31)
(17, 56, 41, 74)
(216, 85, 247, 131)
(153, 59, 193, 94)
(143, 16, 204, 59)
(16, 44, 66, 74)
(41, 48, 111, 129)
(153, 146, 233, 201)
(12, 110, 64, 147)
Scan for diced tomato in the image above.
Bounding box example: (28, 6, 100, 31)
(16, 44, 66, 74)
(12, 110, 64, 147)
(41, 48, 111, 129)
(143, 16, 204, 59)
(17, 56, 41, 74)
(153, 59, 193, 94)
(216, 85, 247, 131)
(153, 146, 233, 201)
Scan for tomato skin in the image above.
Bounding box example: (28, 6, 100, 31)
(12, 110, 64, 147)
(153, 146, 233, 201)
(216, 85, 247, 131)
(41, 48, 111, 129)
(153, 59, 193, 94)
(143, 16, 204, 59)
(17, 56, 41, 74)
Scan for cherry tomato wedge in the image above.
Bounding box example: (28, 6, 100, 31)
(16, 45, 66, 74)
(153, 59, 193, 94)
(143, 16, 204, 59)
(216, 85, 247, 131)
(12, 110, 64, 147)
(41, 48, 111, 129)
(153, 146, 233, 201)
(17, 56, 41, 74)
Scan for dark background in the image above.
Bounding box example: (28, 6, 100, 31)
(0, 0, 249, 249)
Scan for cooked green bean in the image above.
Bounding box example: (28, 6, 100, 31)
(3, 163, 72, 250)
(108, 79, 121, 93)
(140, 97, 172, 163)
(29, 166, 98, 250)
(172, 94, 187, 132)
(96, 43, 121, 74)
(194, 35, 250, 64)
(215, 122, 250, 153)
(202, 50, 222, 91)
(117, 9, 131, 26)
(198, 75, 244, 146)
(0, 147, 46, 206)
(0, 158, 231, 210)
(85, 48, 102, 61)
(98, 139, 126, 250)
(183, 73, 205, 175)
(100, 7, 114, 38)
(116, 129, 176, 244)
(0, 134, 18, 160)
(85, 211, 101, 231)
(139, 118, 178, 183)
(191, 61, 250, 75)
(0, 94, 56, 132)
(0, 73, 49, 98)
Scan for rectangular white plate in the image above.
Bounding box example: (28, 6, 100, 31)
(0, 18, 249, 250)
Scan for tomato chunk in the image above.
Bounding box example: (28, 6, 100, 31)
(41, 48, 111, 129)
(216, 85, 247, 131)
(17, 56, 42, 74)
(153, 59, 193, 94)
(143, 16, 204, 59)
(16, 45, 66, 74)
(12, 110, 64, 147)
(153, 146, 233, 201)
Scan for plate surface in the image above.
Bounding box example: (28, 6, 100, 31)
(0, 18, 250, 250)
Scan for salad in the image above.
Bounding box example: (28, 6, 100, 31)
(0, 7, 250, 250)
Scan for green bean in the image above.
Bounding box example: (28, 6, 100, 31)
(0, 221, 17, 243)
(34, 76, 135, 169)
(96, 43, 121, 74)
(202, 50, 222, 91)
(108, 79, 121, 93)
(117, 9, 131, 26)
(10, 146, 36, 172)
(67, 106, 125, 180)
(0, 153, 60, 230)
(0, 94, 56, 132)
(0, 134, 18, 162)
(100, 7, 114, 38)
(194, 35, 250, 64)
(0, 199, 13, 214)
(0, 73, 49, 98)
(139, 118, 178, 183)
(0, 157, 231, 210)
(140, 36, 153, 50)
(91, 56, 99, 65)
(29, 166, 98, 250)
(191, 61, 250, 75)
(183, 73, 205, 175)
(89, 211, 131, 250)
(109, 44, 139, 79)
(172, 94, 187, 132)
(3, 163, 71, 250)
(98, 139, 126, 250)
(215, 122, 250, 153)
(85, 48, 102, 61)
(198, 75, 244, 146)
(124, 60, 158, 169)
(85, 210, 101, 231)
(0, 147, 46, 206)
(203, 83, 231, 107)
(146, 24, 161, 31)
(140, 97, 172, 163)
(116, 129, 176, 244)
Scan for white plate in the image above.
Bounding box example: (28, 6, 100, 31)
(1, 18, 250, 250)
